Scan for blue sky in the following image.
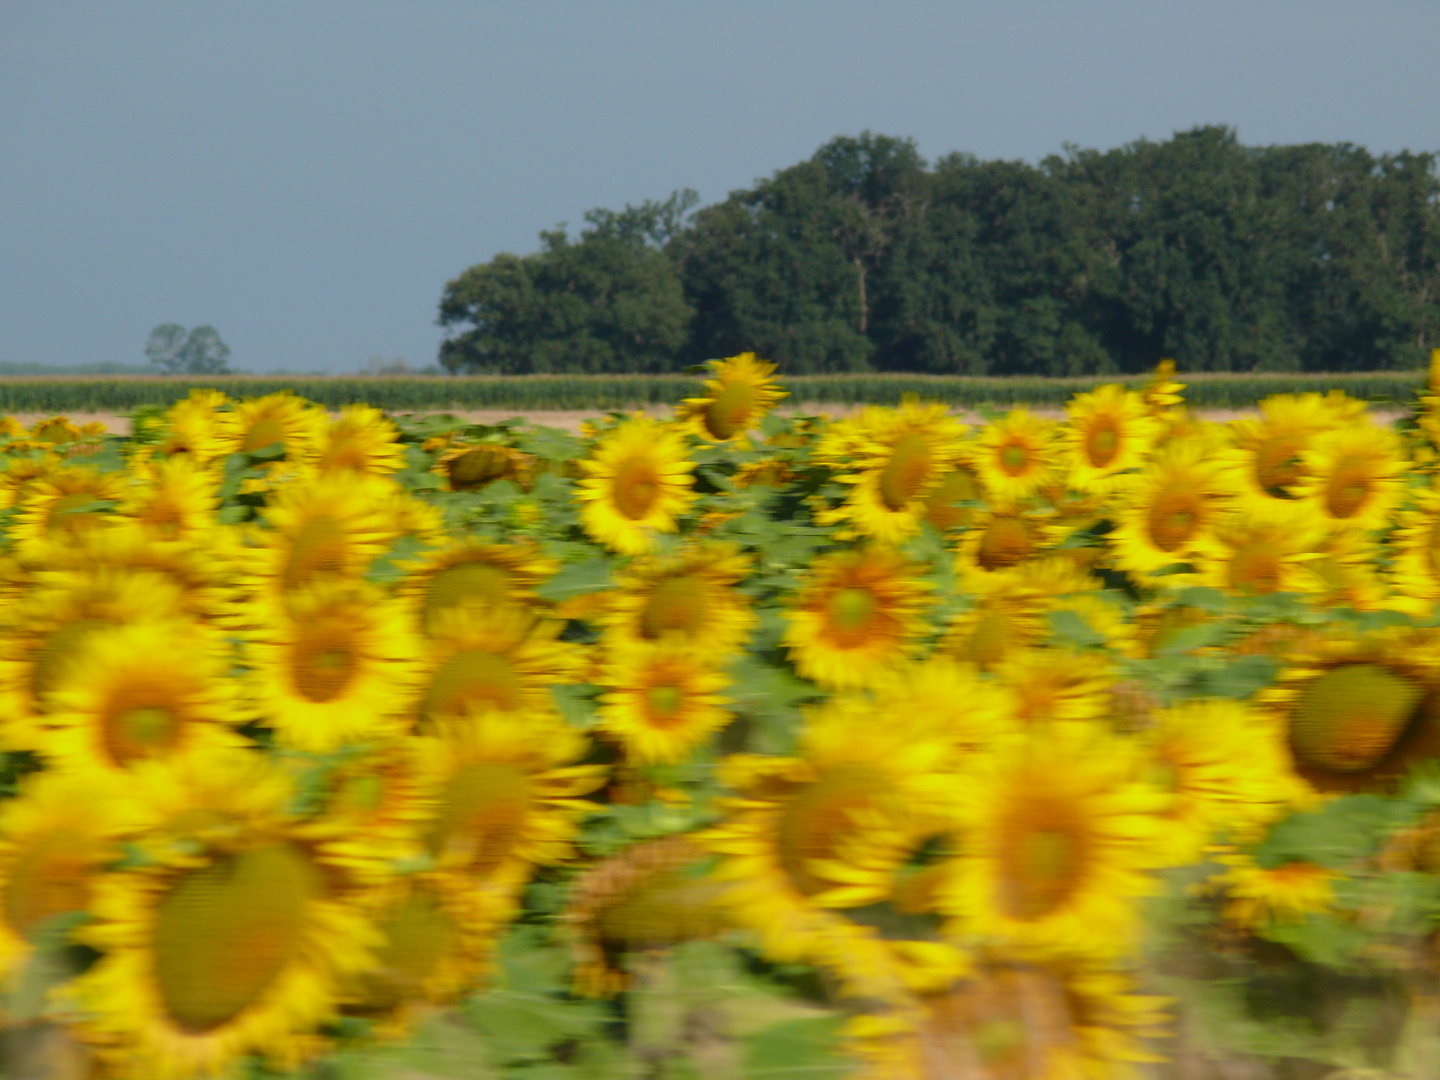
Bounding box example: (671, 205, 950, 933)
(2, 1, 1437, 373)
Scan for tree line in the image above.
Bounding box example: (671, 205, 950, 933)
(437, 126, 1440, 377)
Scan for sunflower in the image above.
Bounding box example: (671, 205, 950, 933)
(1108, 440, 1233, 582)
(313, 405, 408, 478)
(969, 409, 1059, 503)
(783, 546, 933, 689)
(0, 451, 61, 509)
(1191, 503, 1324, 597)
(1209, 851, 1337, 931)
(920, 462, 987, 534)
(845, 961, 1168, 1080)
(595, 642, 732, 764)
(816, 400, 969, 543)
(120, 453, 220, 542)
(0, 568, 195, 751)
(1143, 700, 1298, 865)
(0, 770, 140, 985)
(416, 712, 604, 927)
(702, 698, 965, 1001)
(674, 352, 787, 442)
(939, 731, 1169, 960)
(396, 539, 557, 635)
(340, 872, 496, 1038)
(7, 463, 127, 556)
(1391, 486, 1440, 608)
(59, 747, 380, 1079)
(33, 524, 242, 627)
(1258, 627, 1440, 797)
(1064, 384, 1159, 493)
(872, 657, 1015, 763)
(242, 473, 406, 612)
(37, 619, 246, 775)
(149, 389, 239, 465)
(993, 649, 1116, 730)
(245, 582, 420, 752)
(1142, 360, 1185, 417)
(575, 415, 697, 554)
(598, 541, 755, 655)
(1292, 421, 1406, 533)
(223, 391, 327, 460)
(27, 415, 83, 446)
(411, 607, 581, 731)
(308, 737, 434, 874)
(941, 556, 1097, 670)
(432, 440, 535, 492)
(563, 835, 729, 998)
(952, 503, 1062, 584)
(1223, 392, 1362, 506)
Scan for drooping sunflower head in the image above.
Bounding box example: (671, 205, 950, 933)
(675, 352, 787, 442)
(602, 540, 755, 654)
(1262, 628, 1440, 796)
(433, 440, 534, 492)
(563, 835, 728, 998)
(246, 581, 420, 752)
(1293, 421, 1406, 532)
(576, 415, 697, 554)
(314, 404, 408, 478)
(398, 539, 557, 635)
(783, 546, 933, 689)
(971, 409, 1059, 502)
(1064, 384, 1159, 492)
(38, 618, 243, 775)
(595, 642, 732, 764)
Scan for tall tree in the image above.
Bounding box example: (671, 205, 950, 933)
(145, 323, 231, 374)
(438, 192, 697, 374)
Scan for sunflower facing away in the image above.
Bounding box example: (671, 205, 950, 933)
(576, 415, 696, 554)
(674, 352, 787, 442)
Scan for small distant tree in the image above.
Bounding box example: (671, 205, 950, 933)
(359, 356, 410, 375)
(145, 323, 231, 374)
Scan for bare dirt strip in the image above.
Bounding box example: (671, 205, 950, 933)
(7, 404, 1407, 437)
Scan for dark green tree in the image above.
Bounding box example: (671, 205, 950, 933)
(437, 192, 698, 374)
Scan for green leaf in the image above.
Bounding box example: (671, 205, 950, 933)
(1047, 609, 1107, 649)
(537, 556, 614, 602)
(1153, 621, 1230, 655)
(742, 1016, 851, 1079)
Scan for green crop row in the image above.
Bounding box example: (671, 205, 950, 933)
(0, 371, 1424, 415)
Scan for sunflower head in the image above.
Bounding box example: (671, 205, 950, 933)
(596, 642, 732, 764)
(576, 416, 697, 554)
(676, 352, 787, 442)
(315, 405, 408, 478)
(602, 541, 755, 654)
(230, 391, 327, 459)
(971, 409, 1058, 502)
(1064, 385, 1158, 492)
(399, 540, 557, 635)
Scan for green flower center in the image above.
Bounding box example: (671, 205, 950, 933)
(703, 381, 757, 441)
(1290, 663, 1422, 775)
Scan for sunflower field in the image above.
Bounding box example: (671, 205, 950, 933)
(7, 355, 1440, 1079)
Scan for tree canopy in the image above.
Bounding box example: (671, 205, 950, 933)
(145, 323, 232, 374)
(438, 128, 1440, 375)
